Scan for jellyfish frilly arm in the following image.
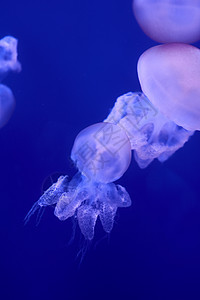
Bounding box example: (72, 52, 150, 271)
(54, 174, 131, 240)
(104, 92, 194, 168)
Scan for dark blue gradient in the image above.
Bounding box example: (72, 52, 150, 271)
(0, 1, 200, 299)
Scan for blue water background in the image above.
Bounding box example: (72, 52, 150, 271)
(0, 0, 200, 299)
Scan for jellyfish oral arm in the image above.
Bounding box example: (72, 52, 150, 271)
(104, 92, 194, 168)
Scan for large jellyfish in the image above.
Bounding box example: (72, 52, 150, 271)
(25, 122, 132, 240)
(0, 36, 21, 128)
(133, 0, 200, 43)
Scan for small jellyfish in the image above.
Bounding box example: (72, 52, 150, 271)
(133, 0, 200, 43)
(25, 122, 132, 240)
(0, 84, 15, 128)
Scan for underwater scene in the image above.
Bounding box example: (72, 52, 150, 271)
(1, 0, 200, 299)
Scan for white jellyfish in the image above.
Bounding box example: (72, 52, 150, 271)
(0, 36, 21, 127)
(133, 0, 200, 43)
(25, 122, 132, 240)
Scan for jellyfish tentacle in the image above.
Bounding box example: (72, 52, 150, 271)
(24, 175, 69, 224)
(38, 175, 68, 206)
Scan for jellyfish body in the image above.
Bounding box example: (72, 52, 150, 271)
(71, 122, 132, 183)
(133, 0, 200, 43)
(104, 92, 193, 168)
(137, 43, 200, 131)
(25, 123, 132, 240)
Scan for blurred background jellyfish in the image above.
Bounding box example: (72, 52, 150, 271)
(133, 0, 200, 43)
(0, 36, 21, 128)
(25, 122, 132, 240)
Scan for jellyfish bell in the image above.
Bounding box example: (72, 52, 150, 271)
(133, 0, 200, 44)
(137, 43, 200, 131)
(71, 122, 132, 183)
(0, 84, 15, 128)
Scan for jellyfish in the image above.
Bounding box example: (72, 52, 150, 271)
(0, 36, 21, 127)
(25, 122, 132, 240)
(133, 0, 200, 43)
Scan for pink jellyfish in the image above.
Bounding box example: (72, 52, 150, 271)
(133, 0, 200, 43)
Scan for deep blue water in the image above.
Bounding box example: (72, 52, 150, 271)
(1, 1, 200, 299)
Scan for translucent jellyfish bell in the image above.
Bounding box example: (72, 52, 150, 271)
(25, 123, 132, 240)
(133, 0, 200, 43)
(137, 43, 200, 131)
(71, 122, 132, 183)
(0, 84, 15, 128)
